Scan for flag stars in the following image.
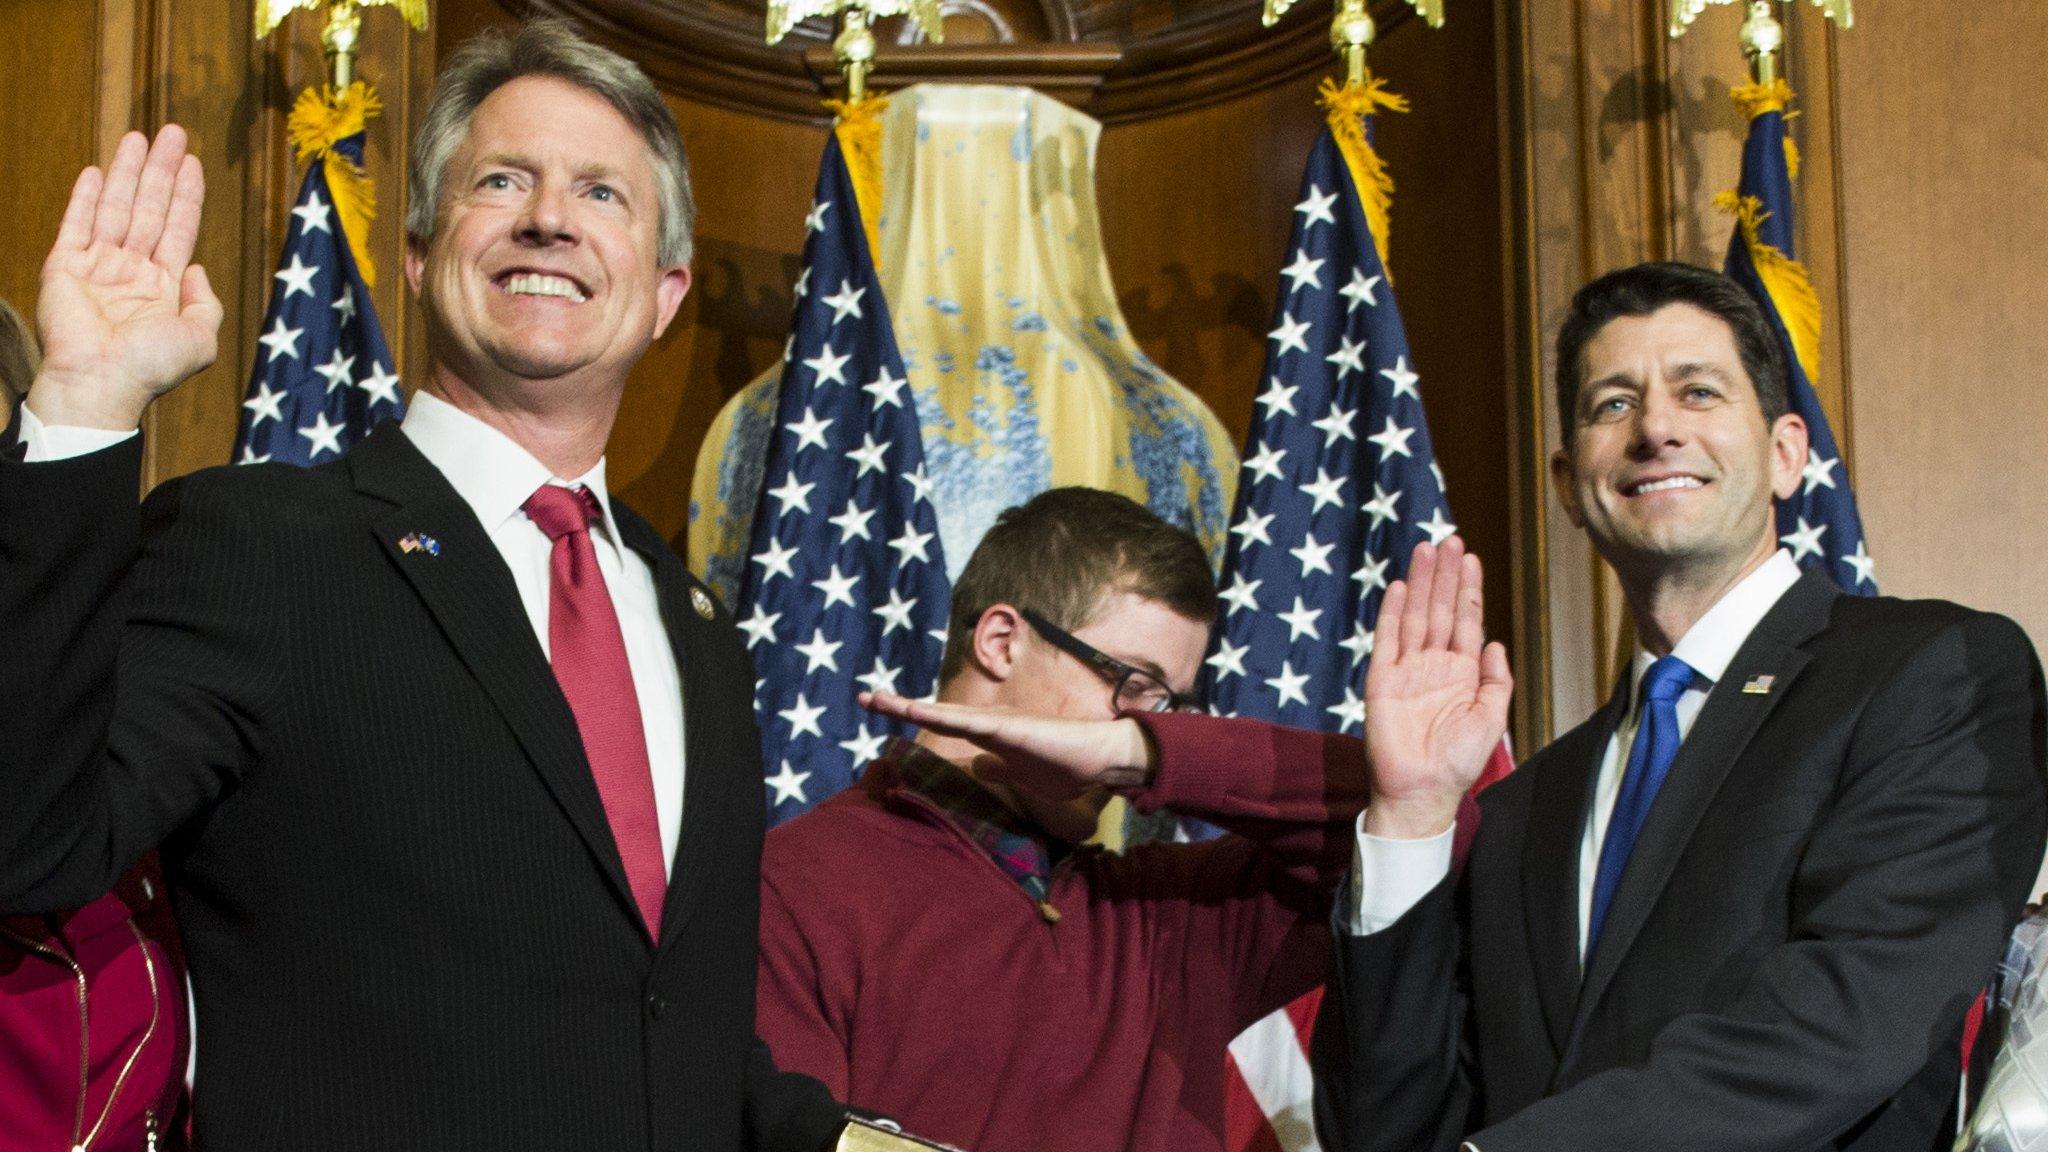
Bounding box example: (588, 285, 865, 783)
(1242, 441, 1287, 485)
(1277, 595, 1324, 642)
(793, 267, 812, 300)
(786, 406, 834, 452)
(804, 199, 831, 234)
(1381, 355, 1420, 400)
(814, 564, 861, 610)
(332, 285, 357, 324)
(888, 523, 935, 567)
(297, 412, 345, 459)
(902, 464, 937, 505)
(1206, 637, 1249, 683)
(1280, 248, 1325, 294)
(738, 610, 781, 649)
(1802, 449, 1841, 495)
(753, 535, 799, 581)
(768, 473, 816, 518)
(358, 363, 402, 408)
(1841, 538, 1876, 587)
(1362, 483, 1403, 530)
(242, 381, 286, 428)
(864, 366, 907, 409)
(795, 627, 843, 675)
(1325, 336, 1367, 380)
(1230, 508, 1276, 548)
(1294, 185, 1338, 229)
(1340, 269, 1382, 314)
(855, 657, 902, 697)
(258, 317, 303, 364)
(1266, 661, 1312, 710)
(779, 693, 828, 739)
(873, 588, 919, 635)
(766, 760, 813, 805)
(1268, 314, 1312, 358)
(1301, 468, 1347, 515)
(1780, 516, 1827, 563)
(274, 253, 319, 300)
(1339, 618, 1375, 666)
(1353, 553, 1391, 595)
(1418, 507, 1458, 545)
(1311, 404, 1357, 448)
(1327, 686, 1366, 731)
(1368, 416, 1416, 460)
(1254, 377, 1300, 420)
(313, 349, 356, 393)
(1219, 575, 1263, 617)
(236, 446, 270, 466)
(1290, 532, 1336, 579)
(292, 190, 332, 235)
(845, 433, 891, 477)
(829, 498, 875, 544)
(821, 279, 866, 324)
(803, 343, 851, 388)
(840, 726, 889, 766)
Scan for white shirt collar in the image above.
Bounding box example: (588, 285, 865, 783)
(1629, 550, 1803, 697)
(400, 390, 623, 546)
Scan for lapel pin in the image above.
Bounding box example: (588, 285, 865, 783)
(1741, 674, 1775, 695)
(398, 532, 441, 557)
(690, 586, 717, 620)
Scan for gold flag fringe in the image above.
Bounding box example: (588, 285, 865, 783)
(1317, 74, 1408, 281)
(1731, 78, 1800, 183)
(1716, 191, 1822, 385)
(288, 82, 382, 286)
(826, 95, 890, 270)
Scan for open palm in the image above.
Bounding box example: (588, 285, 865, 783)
(1362, 538, 1512, 835)
(32, 126, 221, 428)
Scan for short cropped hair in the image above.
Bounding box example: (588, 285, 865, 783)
(0, 299, 39, 408)
(1554, 261, 1790, 435)
(406, 18, 695, 267)
(940, 488, 1218, 682)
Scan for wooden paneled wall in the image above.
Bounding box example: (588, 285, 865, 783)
(7, 1, 2042, 748)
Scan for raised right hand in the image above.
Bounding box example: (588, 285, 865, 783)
(1361, 537, 1513, 840)
(28, 125, 222, 430)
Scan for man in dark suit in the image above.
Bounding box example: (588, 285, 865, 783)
(1313, 261, 2048, 1152)
(0, 21, 845, 1152)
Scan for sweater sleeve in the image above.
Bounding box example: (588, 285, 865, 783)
(757, 866, 852, 1101)
(1124, 713, 1372, 1026)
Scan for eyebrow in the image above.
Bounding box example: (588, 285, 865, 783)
(1668, 362, 1737, 385)
(472, 153, 629, 184)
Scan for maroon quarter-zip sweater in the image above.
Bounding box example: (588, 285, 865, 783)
(757, 711, 1369, 1152)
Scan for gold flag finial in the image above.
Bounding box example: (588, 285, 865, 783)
(1263, 0, 1443, 88)
(1669, 0, 1853, 72)
(256, 0, 427, 90)
(767, 0, 944, 103)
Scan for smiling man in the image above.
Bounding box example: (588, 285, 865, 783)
(756, 487, 1373, 1152)
(0, 21, 848, 1152)
(1310, 261, 2048, 1152)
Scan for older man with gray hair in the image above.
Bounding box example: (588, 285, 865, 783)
(0, 19, 848, 1152)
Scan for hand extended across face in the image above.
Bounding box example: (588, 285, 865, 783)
(857, 691, 1157, 794)
(27, 124, 222, 431)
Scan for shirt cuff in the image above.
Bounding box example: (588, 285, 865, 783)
(18, 403, 139, 462)
(1346, 811, 1455, 935)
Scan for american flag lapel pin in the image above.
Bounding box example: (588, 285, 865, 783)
(1741, 674, 1775, 695)
(398, 532, 441, 557)
(690, 587, 716, 620)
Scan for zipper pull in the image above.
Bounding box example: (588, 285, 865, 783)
(1037, 899, 1061, 924)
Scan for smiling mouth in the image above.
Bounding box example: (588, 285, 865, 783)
(494, 271, 589, 304)
(1623, 475, 1706, 496)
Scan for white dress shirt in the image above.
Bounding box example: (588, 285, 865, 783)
(19, 394, 689, 876)
(1349, 550, 1804, 948)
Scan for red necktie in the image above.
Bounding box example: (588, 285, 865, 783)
(524, 483, 667, 937)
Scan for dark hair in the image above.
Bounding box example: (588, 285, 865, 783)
(0, 299, 38, 408)
(939, 488, 1217, 682)
(1554, 261, 1789, 434)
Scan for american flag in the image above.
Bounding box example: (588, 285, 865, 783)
(1200, 85, 1516, 1152)
(232, 123, 402, 466)
(1721, 81, 1875, 593)
(738, 132, 951, 825)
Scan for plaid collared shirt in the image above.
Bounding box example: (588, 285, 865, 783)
(880, 739, 1059, 904)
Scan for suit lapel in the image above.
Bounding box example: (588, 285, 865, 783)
(349, 425, 645, 934)
(1522, 685, 1627, 1056)
(1569, 569, 1837, 1047)
(609, 509, 744, 953)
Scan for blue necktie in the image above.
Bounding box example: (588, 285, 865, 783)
(1587, 654, 1699, 959)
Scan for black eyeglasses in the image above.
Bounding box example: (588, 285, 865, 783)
(1017, 607, 1204, 715)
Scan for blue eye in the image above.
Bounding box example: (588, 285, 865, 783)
(589, 184, 617, 203)
(481, 173, 513, 190)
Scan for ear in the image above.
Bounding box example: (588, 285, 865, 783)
(1550, 445, 1588, 529)
(969, 604, 1026, 684)
(1767, 411, 1810, 502)
(650, 264, 692, 340)
(404, 234, 428, 297)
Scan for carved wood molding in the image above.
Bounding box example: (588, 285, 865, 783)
(506, 0, 1418, 123)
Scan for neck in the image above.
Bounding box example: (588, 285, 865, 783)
(424, 364, 619, 479)
(1619, 537, 1778, 655)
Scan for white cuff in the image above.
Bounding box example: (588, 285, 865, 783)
(1347, 812, 1455, 936)
(18, 403, 138, 463)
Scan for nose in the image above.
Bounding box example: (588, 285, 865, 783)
(1628, 387, 1685, 458)
(515, 179, 576, 247)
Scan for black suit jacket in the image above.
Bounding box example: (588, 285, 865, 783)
(1315, 569, 2048, 1152)
(0, 423, 844, 1152)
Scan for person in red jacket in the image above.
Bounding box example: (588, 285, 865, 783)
(756, 488, 1497, 1152)
(1, 300, 191, 1151)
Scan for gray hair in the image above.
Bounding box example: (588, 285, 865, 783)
(405, 19, 695, 267)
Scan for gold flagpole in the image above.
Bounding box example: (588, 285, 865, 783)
(766, 0, 946, 104)
(255, 0, 427, 91)
(1263, 0, 1444, 89)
